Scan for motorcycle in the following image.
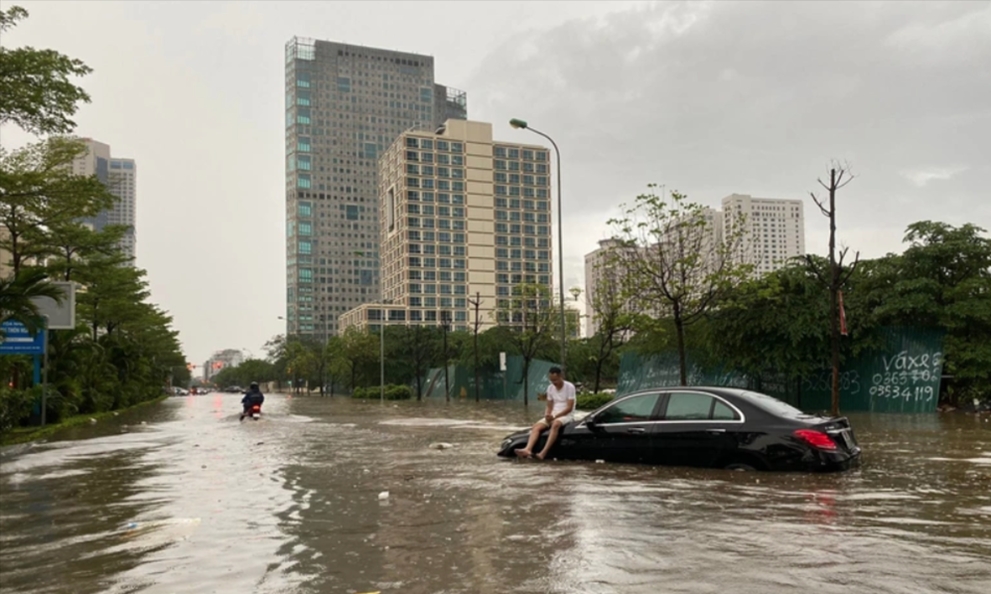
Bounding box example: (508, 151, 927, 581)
(241, 403, 262, 421)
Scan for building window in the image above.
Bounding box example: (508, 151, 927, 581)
(297, 137, 311, 152)
(407, 164, 419, 175)
(421, 191, 434, 202)
(337, 77, 351, 92)
(450, 142, 463, 153)
(494, 146, 507, 158)
(495, 185, 508, 196)
(298, 203, 312, 217)
(452, 194, 464, 204)
(346, 205, 359, 220)
(298, 241, 312, 255)
(299, 268, 313, 282)
(436, 140, 449, 151)
(406, 137, 419, 148)
(298, 222, 312, 235)
(297, 174, 311, 189)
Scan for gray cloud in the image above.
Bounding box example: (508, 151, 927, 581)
(467, 0, 991, 281)
(2, 1, 987, 359)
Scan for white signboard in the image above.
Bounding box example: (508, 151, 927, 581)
(499, 352, 507, 372)
(30, 282, 77, 330)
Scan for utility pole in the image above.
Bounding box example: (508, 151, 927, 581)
(441, 310, 450, 402)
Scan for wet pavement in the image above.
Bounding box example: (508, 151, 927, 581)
(1, 394, 990, 594)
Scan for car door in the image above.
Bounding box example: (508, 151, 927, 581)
(567, 392, 662, 464)
(651, 391, 741, 468)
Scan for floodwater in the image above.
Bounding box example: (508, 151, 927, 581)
(1, 395, 989, 594)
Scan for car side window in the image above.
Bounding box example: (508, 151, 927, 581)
(712, 400, 738, 420)
(596, 393, 660, 424)
(664, 392, 716, 420)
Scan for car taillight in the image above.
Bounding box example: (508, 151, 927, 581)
(793, 429, 837, 450)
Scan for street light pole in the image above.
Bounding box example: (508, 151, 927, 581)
(509, 118, 567, 375)
(380, 307, 385, 404)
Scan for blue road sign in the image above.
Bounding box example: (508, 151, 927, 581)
(0, 319, 46, 355)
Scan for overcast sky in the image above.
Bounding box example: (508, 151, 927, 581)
(2, 0, 988, 366)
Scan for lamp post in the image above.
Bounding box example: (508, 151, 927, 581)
(509, 118, 567, 375)
(379, 300, 391, 405)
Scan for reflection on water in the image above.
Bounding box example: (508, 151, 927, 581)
(1, 396, 989, 593)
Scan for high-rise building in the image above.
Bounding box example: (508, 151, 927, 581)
(71, 138, 137, 262)
(108, 158, 137, 260)
(338, 120, 553, 333)
(203, 348, 245, 382)
(721, 194, 805, 275)
(284, 37, 468, 339)
(584, 238, 628, 337)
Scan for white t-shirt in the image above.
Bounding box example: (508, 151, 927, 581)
(547, 381, 576, 416)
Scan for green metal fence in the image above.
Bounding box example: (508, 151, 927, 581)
(615, 327, 945, 413)
(419, 356, 560, 401)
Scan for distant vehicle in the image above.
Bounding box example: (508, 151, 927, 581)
(497, 387, 862, 472)
(171, 387, 189, 396)
(242, 403, 262, 421)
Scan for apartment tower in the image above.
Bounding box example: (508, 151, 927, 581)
(338, 120, 553, 332)
(284, 37, 467, 339)
(721, 194, 805, 275)
(71, 138, 137, 262)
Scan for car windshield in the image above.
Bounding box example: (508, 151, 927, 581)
(739, 391, 813, 418)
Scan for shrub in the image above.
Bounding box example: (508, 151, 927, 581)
(351, 384, 413, 400)
(0, 387, 39, 434)
(576, 392, 614, 411)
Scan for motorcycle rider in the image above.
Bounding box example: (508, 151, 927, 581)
(240, 381, 265, 421)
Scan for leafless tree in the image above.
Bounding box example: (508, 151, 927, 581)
(805, 165, 860, 417)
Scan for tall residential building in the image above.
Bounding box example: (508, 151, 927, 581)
(338, 120, 552, 333)
(71, 138, 137, 262)
(203, 348, 245, 382)
(721, 194, 805, 275)
(584, 238, 627, 337)
(284, 37, 468, 340)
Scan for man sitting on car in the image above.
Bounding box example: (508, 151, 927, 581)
(515, 366, 576, 460)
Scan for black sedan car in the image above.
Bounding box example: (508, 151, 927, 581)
(497, 387, 861, 472)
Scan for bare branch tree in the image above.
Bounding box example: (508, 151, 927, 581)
(805, 165, 860, 416)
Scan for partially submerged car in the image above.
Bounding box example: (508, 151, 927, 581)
(497, 387, 861, 472)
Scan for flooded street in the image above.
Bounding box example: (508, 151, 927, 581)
(1, 395, 990, 594)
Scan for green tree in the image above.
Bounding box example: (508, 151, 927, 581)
(497, 283, 557, 405)
(0, 6, 93, 135)
(0, 137, 116, 276)
(609, 185, 753, 385)
(864, 222, 991, 403)
(583, 255, 636, 393)
(0, 267, 63, 333)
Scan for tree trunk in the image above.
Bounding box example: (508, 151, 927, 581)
(827, 168, 841, 417)
(673, 304, 688, 386)
(473, 330, 480, 403)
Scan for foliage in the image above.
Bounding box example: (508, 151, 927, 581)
(351, 384, 413, 400)
(0, 20, 186, 434)
(0, 5, 93, 135)
(576, 391, 613, 411)
(582, 253, 636, 392)
(0, 267, 64, 333)
(496, 283, 558, 405)
(609, 185, 753, 385)
(858, 221, 991, 403)
(210, 359, 277, 388)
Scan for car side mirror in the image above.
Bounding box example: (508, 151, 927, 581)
(585, 415, 598, 429)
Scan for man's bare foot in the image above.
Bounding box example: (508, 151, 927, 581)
(515, 449, 532, 458)
(535, 452, 547, 460)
